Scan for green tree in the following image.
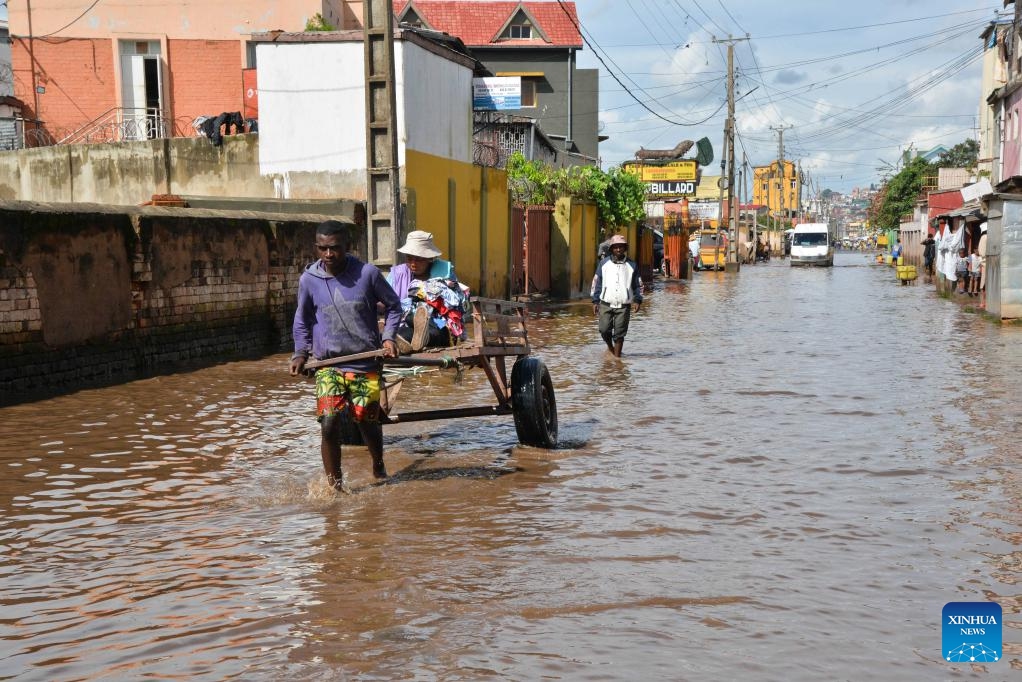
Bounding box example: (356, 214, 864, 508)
(305, 13, 336, 31)
(598, 167, 646, 228)
(936, 139, 979, 169)
(875, 157, 932, 229)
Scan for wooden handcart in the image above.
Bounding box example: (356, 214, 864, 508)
(304, 297, 558, 448)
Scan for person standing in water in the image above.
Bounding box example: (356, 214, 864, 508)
(289, 220, 402, 489)
(591, 234, 643, 357)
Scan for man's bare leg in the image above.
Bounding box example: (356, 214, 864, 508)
(613, 338, 624, 357)
(319, 415, 344, 489)
(359, 421, 388, 479)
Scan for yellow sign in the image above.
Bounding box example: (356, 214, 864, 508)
(624, 160, 698, 182)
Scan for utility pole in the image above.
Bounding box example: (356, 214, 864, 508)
(745, 152, 756, 260)
(26, 0, 41, 131)
(713, 35, 748, 272)
(796, 161, 803, 223)
(770, 124, 792, 256)
(362, 0, 400, 266)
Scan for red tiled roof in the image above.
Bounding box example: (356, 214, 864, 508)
(395, 1, 582, 48)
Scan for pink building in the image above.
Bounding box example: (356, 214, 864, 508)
(7, 1, 358, 143)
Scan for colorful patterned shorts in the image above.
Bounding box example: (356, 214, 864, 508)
(315, 369, 382, 422)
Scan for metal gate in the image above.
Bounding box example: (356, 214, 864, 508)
(525, 206, 552, 294)
(664, 233, 688, 279)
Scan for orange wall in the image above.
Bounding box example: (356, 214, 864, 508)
(12, 38, 116, 134)
(165, 40, 245, 134)
(7, 1, 345, 40)
(12, 37, 244, 139)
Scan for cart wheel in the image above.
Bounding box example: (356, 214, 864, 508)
(511, 357, 558, 448)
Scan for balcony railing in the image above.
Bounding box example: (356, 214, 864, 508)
(57, 108, 170, 146)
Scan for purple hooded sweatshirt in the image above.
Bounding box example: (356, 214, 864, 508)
(292, 256, 402, 373)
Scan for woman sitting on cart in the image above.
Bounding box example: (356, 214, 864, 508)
(387, 231, 469, 353)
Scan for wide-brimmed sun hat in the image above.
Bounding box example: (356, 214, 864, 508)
(398, 231, 442, 258)
(609, 234, 628, 246)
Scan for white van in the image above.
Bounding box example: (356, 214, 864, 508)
(790, 223, 834, 267)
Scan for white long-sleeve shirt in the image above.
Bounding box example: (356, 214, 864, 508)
(591, 257, 642, 308)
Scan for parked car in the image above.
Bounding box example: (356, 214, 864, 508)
(695, 229, 726, 271)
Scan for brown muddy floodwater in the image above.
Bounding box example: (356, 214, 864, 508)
(2, 252, 1021, 681)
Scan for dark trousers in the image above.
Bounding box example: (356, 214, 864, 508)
(598, 303, 632, 343)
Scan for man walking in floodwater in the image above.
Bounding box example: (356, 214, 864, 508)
(289, 220, 403, 489)
(591, 234, 642, 357)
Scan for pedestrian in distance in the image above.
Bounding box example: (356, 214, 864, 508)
(978, 222, 988, 309)
(591, 234, 643, 358)
(891, 238, 903, 265)
(954, 247, 969, 295)
(969, 247, 982, 297)
(289, 220, 403, 491)
(921, 231, 936, 279)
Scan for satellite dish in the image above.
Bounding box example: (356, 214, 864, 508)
(598, 120, 606, 133)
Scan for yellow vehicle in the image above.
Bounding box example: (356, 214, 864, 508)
(695, 230, 727, 271)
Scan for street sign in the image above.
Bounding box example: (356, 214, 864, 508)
(624, 160, 698, 182)
(688, 200, 719, 220)
(647, 180, 697, 197)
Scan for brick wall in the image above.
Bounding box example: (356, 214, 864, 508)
(0, 204, 335, 402)
(11, 37, 246, 142)
(166, 39, 244, 135)
(12, 37, 117, 138)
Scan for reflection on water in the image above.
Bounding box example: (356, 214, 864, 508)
(1, 253, 1020, 680)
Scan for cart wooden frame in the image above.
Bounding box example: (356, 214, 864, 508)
(304, 297, 558, 448)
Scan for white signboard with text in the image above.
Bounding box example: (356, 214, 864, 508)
(473, 77, 521, 110)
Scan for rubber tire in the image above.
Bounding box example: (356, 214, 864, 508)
(511, 357, 558, 448)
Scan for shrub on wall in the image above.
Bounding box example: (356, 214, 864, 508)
(505, 152, 646, 229)
(305, 13, 336, 31)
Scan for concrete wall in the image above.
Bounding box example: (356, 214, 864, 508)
(0, 133, 376, 204)
(988, 197, 1022, 320)
(256, 41, 371, 179)
(257, 38, 472, 181)
(0, 201, 338, 400)
(404, 149, 511, 299)
(401, 42, 473, 163)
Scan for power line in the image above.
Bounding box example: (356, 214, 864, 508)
(597, 7, 997, 47)
(554, 0, 726, 126)
(34, 0, 103, 39)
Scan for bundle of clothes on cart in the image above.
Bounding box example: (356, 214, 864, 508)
(401, 276, 470, 350)
(387, 231, 471, 353)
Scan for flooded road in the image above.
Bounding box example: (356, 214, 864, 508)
(2, 251, 1020, 680)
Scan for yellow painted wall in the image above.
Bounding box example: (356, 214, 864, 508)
(404, 149, 510, 298)
(552, 198, 598, 299)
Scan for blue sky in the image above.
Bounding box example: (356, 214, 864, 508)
(1, 2, 997, 194)
(574, 0, 999, 193)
